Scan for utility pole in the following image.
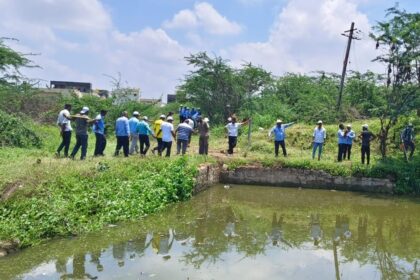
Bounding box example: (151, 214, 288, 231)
(337, 22, 360, 111)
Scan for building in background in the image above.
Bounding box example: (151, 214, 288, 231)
(50, 81, 92, 93)
(167, 94, 176, 103)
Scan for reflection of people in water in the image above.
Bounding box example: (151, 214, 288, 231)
(127, 233, 152, 258)
(152, 229, 174, 260)
(60, 253, 95, 279)
(113, 242, 126, 267)
(271, 213, 283, 246)
(310, 214, 323, 246)
(90, 249, 104, 272)
(334, 215, 351, 244)
(55, 256, 67, 275)
(269, 213, 292, 248)
(223, 207, 237, 238)
(357, 216, 368, 246)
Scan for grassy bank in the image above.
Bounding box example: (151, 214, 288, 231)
(0, 156, 198, 247)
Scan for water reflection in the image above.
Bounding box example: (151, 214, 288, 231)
(1, 185, 419, 280)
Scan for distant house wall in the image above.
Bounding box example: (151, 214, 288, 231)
(50, 81, 92, 93)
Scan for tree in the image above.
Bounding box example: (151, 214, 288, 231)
(0, 38, 35, 84)
(370, 6, 420, 158)
(178, 52, 244, 124)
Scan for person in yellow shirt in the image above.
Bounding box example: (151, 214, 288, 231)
(152, 114, 166, 156)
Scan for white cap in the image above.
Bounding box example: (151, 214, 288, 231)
(167, 116, 174, 121)
(276, 119, 283, 123)
(133, 111, 140, 116)
(317, 120, 323, 124)
(80, 106, 89, 114)
(347, 124, 352, 127)
(362, 124, 369, 128)
(143, 116, 148, 121)
(203, 117, 209, 122)
(160, 114, 166, 119)
(228, 117, 232, 122)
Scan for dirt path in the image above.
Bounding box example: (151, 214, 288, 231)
(1, 182, 23, 201)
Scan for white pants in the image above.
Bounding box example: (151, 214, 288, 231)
(129, 134, 139, 154)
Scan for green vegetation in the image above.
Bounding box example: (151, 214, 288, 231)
(0, 157, 197, 247)
(0, 109, 41, 148)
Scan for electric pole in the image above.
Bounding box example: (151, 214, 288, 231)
(337, 22, 360, 111)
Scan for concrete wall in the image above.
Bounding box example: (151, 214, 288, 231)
(193, 164, 222, 194)
(219, 166, 395, 194)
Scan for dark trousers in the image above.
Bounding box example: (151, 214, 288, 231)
(57, 131, 72, 156)
(162, 141, 172, 157)
(338, 143, 346, 162)
(70, 134, 88, 160)
(403, 141, 415, 159)
(115, 136, 129, 157)
(343, 144, 352, 160)
(153, 138, 163, 156)
(94, 133, 106, 156)
(274, 140, 287, 157)
(139, 134, 150, 155)
(177, 139, 188, 155)
(361, 145, 370, 165)
(228, 136, 237, 154)
(199, 135, 209, 155)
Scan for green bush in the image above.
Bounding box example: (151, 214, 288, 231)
(0, 157, 196, 247)
(0, 110, 42, 148)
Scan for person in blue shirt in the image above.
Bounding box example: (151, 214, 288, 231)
(337, 123, 347, 162)
(184, 107, 190, 120)
(136, 116, 155, 156)
(93, 109, 108, 156)
(343, 124, 355, 160)
(179, 105, 184, 123)
(115, 111, 130, 157)
(129, 111, 141, 154)
(268, 119, 295, 157)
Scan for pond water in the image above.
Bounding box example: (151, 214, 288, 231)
(1, 185, 419, 280)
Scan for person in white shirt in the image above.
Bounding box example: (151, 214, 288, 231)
(56, 104, 72, 157)
(225, 116, 249, 155)
(159, 116, 176, 157)
(312, 120, 327, 160)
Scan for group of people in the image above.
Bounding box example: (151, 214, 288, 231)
(56, 104, 210, 160)
(56, 104, 415, 163)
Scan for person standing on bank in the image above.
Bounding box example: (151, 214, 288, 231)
(93, 110, 108, 157)
(337, 123, 347, 162)
(268, 119, 295, 157)
(56, 104, 72, 157)
(312, 120, 326, 161)
(159, 116, 176, 157)
(115, 111, 130, 157)
(358, 124, 375, 165)
(343, 124, 355, 160)
(129, 111, 140, 155)
(137, 116, 155, 156)
(197, 117, 210, 155)
(175, 119, 193, 155)
(225, 117, 250, 155)
(70, 107, 96, 160)
(152, 114, 166, 156)
(401, 123, 415, 161)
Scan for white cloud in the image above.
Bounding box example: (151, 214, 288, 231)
(226, 0, 382, 75)
(163, 2, 242, 35)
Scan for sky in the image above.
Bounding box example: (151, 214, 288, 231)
(0, 0, 418, 99)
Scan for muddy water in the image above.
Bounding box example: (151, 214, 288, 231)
(0, 185, 419, 280)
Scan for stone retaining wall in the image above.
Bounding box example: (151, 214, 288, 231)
(219, 166, 394, 194)
(194, 164, 395, 194)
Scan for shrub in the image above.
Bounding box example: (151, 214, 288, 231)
(0, 110, 42, 148)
